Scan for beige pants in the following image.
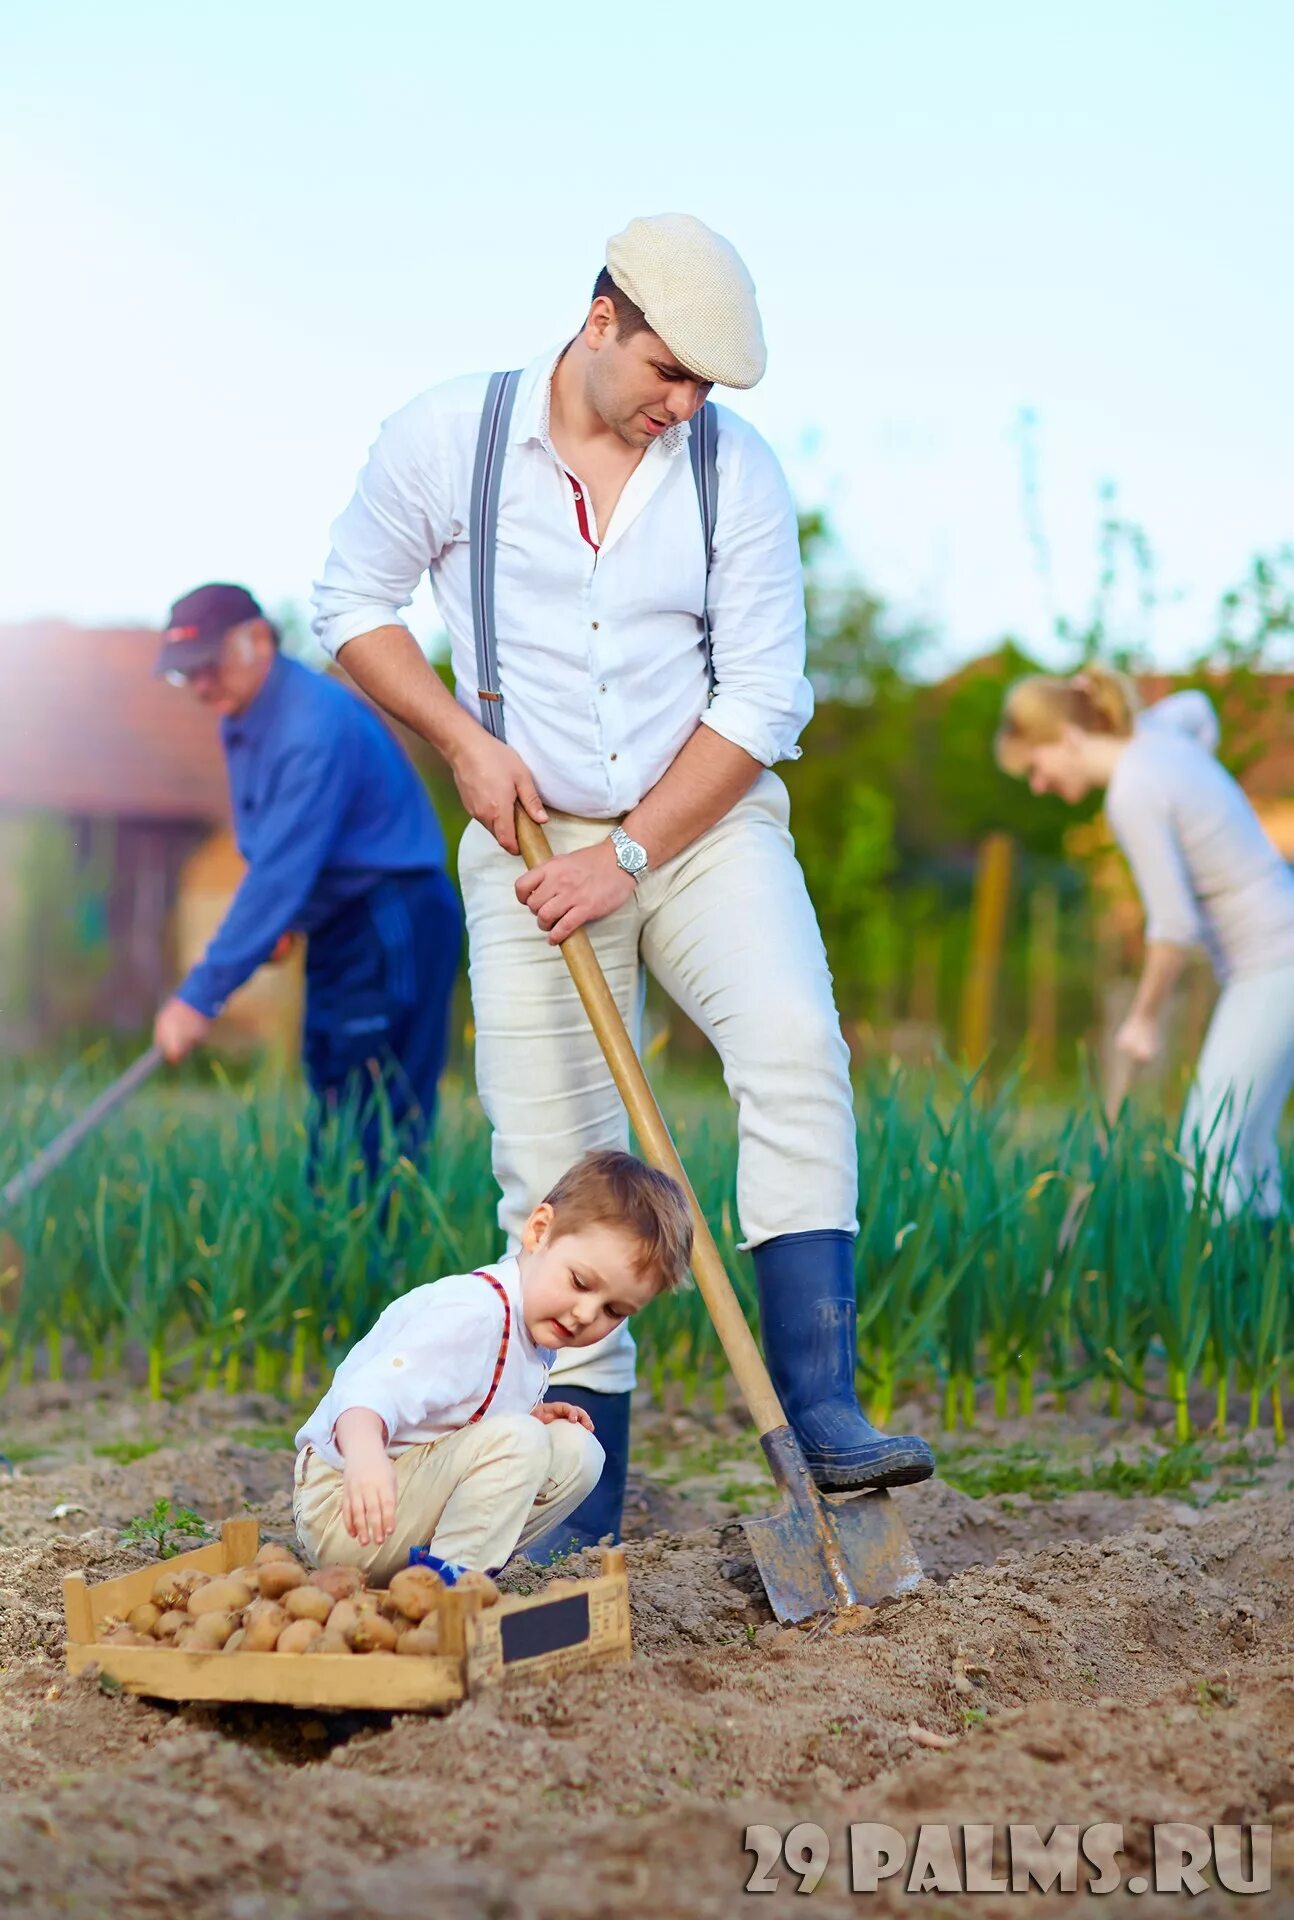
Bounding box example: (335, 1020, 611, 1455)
(458, 771, 858, 1393)
(293, 1415, 604, 1583)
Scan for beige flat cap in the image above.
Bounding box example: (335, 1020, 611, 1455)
(605, 212, 767, 389)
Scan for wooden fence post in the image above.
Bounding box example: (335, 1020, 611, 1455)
(1027, 883, 1060, 1081)
(960, 833, 1014, 1077)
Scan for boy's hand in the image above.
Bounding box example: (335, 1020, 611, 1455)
(342, 1453, 399, 1546)
(334, 1408, 398, 1547)
(533, 1401, 595, 1432)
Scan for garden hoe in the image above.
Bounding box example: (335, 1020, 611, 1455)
(516, 811, 922, 1624)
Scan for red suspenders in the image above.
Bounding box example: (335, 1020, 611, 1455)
(466, 1271, 512, 1424)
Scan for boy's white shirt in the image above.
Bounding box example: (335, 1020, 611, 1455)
(294, 1257, 554, 1471)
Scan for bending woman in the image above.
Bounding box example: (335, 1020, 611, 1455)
(996, 667, 1294, 1217)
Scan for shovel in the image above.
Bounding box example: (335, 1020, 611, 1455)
(1, 1046, 164, 1212)
(515, 812, 921, 1623)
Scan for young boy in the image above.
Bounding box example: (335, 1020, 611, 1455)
(293, 1150, 692, 1582)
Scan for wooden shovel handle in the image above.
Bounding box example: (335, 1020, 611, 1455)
(515, 809, 786, 1437)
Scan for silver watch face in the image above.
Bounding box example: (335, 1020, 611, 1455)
(612, 828, 648, 876)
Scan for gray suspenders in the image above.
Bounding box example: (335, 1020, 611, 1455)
(469, 370, 521, 742)
(468, 370, 719, 743)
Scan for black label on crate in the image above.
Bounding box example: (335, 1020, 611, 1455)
(499, 1592, 590, 1664)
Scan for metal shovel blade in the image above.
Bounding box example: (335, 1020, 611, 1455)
(741, 1427, 923, 1624)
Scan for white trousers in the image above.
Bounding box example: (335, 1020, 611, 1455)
(458, 772, 858, 1392)
(293, 1416, 604, 1582)
(1180, 961, 1294, 1219)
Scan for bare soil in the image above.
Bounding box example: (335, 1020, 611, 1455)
(1, 1379, 1292, 1916)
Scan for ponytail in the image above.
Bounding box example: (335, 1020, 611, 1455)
(1070, 665, 1139, 736)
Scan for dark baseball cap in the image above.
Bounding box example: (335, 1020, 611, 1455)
(154, 583, 266, 678)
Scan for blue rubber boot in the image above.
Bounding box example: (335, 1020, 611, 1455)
(754, 1228, 935, 1491)
(524, 1386, 631, 1560)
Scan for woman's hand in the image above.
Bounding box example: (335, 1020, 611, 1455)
(1114, 1009, 1162, 1067)
(532, 1401, 595, 1432)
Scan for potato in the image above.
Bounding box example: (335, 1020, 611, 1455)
(396, 1624, 441, 1657)
(100, 1625, 152, 1647)
(454, 1571, 501, 1608)
(374, 1588, 404, 1619)
(188, 1577, 253, 1617)
(151, 1567, 211, 1610)
(127, 1601, 162, 1636)
(276, 1619, 324, 1654)
(241, 1600, 288, 1652)
(227, 1564, 262, 1593)
(312, 1566, 364, 1603)
(318, 1631, 354, 1656)
(283, 1585, 334, 1626)
(189, 1609, 238, 1649)
(257, 1561, 310, 1601)
(153, 1609, 189, 1640)
(347, 1612, 398, 1654)
(173, 1628, 206, 1650)
(254, 1542, 300, 1567)
(223, 1629, 247, 1653)
(388, 1566, 443, 1622)
(326, 1598, 361, 1642)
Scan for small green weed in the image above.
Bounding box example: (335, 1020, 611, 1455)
(1194, 1678, 1237, 1718)
(120, 1498, 208, 1558)
(92, 1441, 161, 1465)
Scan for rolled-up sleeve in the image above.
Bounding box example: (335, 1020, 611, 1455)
(311, 392, 454, 660)
(699, 419, 813, 766)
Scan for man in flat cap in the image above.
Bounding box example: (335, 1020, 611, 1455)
(153, 583, 461, 1183)
(312, 213, 934, 1552)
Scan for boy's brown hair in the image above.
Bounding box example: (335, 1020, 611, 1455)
(543, 1150, 693, 1294)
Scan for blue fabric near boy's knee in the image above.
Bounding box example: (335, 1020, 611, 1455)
(525, 1386, 631, 1559)
(407, 1545, 471, 1585)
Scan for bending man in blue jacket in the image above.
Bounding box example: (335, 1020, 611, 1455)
(152, 582, 461, 1180)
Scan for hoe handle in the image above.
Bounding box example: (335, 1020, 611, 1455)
(2, 1045, 165, 1212)
(515, 810, 786, 1437)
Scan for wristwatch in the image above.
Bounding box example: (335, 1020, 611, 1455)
(609, 825, 649, 880)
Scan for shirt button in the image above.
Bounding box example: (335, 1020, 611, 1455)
(599, 683, 607, 694)
(609, 752, 618, 762)
(591, 620, 600, 630)
(573, 490, 582, 502)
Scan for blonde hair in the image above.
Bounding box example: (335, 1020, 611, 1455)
(542, 1150, 693, 1294)
(995, 666, 1140, 776)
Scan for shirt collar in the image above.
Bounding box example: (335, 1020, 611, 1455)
(511, 342, 691, 460)
(222, 650, 289, 749)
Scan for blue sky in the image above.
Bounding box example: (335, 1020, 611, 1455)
(3, 1, 1290, 669)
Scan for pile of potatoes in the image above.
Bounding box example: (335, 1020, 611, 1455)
(96, 1543, 500, 1658)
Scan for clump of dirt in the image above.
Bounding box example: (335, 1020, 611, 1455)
(2, 1382, 1293, 1915)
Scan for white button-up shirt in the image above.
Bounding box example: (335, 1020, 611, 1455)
(294, 1258, 552, 1470)
(311, 346, 813, 817)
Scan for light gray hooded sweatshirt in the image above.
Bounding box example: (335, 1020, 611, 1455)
(1105, 690, 1294, 982)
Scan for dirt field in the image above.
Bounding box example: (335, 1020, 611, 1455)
(1, 1379, 1292, 1916)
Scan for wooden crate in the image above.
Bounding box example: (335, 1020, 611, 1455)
(64, 1519, 631, 1713)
